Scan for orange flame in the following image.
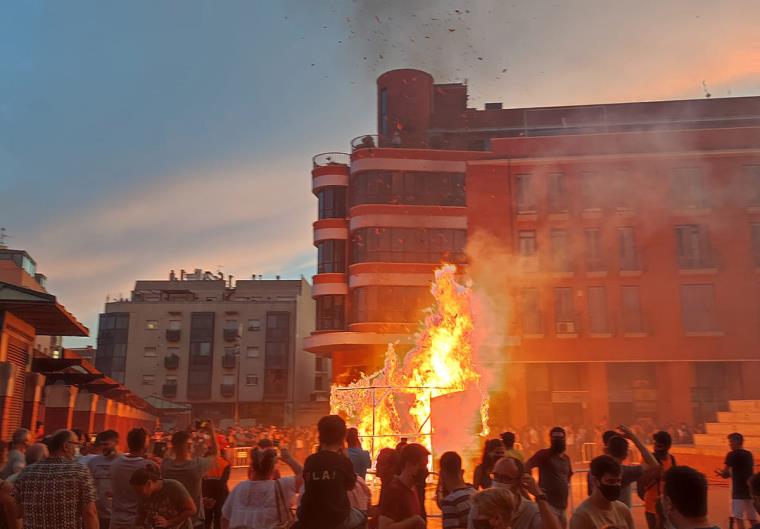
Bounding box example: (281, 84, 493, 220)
(330, 264, 489, 458)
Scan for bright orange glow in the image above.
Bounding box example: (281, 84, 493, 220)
(330, 264, 489, 457)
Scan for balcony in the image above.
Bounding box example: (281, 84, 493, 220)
(220, 384, 235, 398)
(165, 329, 181, 342)
(312, 152, 350, 168)
(222, 354, 236, 369)
(162, 384, 177, 398)
(223, 329, 239, 342)
(164, 354, 180, 370)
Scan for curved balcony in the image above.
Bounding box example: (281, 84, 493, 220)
(312, 152, 350, 168)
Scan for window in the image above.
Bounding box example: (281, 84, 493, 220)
(350, 171, 465, 207)
(752, 224, 760, 266)
(168, 320, 181, 330)
(380, 87, 388, 137)
(317, 240, 346, 273)
(548, 173, 568, 213)
(584, 228, 604, 271)
(190, 342, 211, 356)
(675, 225, 713, 269)
(621, 286, 644, 333)
(352, 286, 431, 323)
(224, 346, 236, 357)
(224, 319, 238, 331)
(144, 347, 156, 357)
(315, 375, 325, 391)
(612, 170, 633, 210)
(518, 230, 537, 257)
(680, 284, 719, 333)
(167, 347, 179, 357)
(672, 167, 707, 208)
(515, 174, 535, 213)
(351, 227, 466, 264)
(554, 288, 576, 333)
(580, 171, 602, 209)
(618, 227, 639, 271)
(747, 165, 760, 206)
(247, 346, 260, 358)
(316, 295, 345, 330)
(246, 374, 259, 386)
(247, 319, 261, 332)
(551, 230, 572, 272)
(142, 374, 155, 385)
(587, 287, 609, 334)
(318, 187, 347, 219)
(222, 374, 235, 386)
(145, 320, 158, 330)
(520, 288, 543, 335)
(165, 375, 177, 386)
(315, 357, 327, 372)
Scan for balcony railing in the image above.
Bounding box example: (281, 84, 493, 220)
(222, 354, 236, 369)
(312, 152, 350, 168)
(165, 329, 181, 342)
(162, 384, 177, 398)
(220, 384, 235, 398)
(223, 328, 239, 341)
(164, 354, 180, 370)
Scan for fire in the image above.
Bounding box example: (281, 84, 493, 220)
(330, 264, 489, 458)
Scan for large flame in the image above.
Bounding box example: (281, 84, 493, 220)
(330, 264, 489, 458)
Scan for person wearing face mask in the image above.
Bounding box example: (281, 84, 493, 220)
(569, 455, 633, 529)
(642, 431, 677, 529)
(483, 457, 561, 529)
(437, 451, 476, 529)
(379, 443, 430, 529)
(526, 427, 573, 529)
(470, 487, 518, 529)
(13, 429, 98, 529)
(661, 466, 719, 529)
(475, 440, 507, 490)
(86, 430, 120, 529)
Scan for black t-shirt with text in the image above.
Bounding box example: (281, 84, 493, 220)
(298, 450, 357, 528)
(726, 448, 754, 499)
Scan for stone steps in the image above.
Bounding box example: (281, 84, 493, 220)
(694, 400, 760, 451)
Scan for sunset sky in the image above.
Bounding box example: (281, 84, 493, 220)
(1, 0, 758, 345)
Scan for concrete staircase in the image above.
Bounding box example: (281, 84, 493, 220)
(691, 400, 760, 456)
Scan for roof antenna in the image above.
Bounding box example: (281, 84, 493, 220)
(0, 228, 10, 249)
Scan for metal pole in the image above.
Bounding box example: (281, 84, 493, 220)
(371, 387, 376, 461)
(234, 345, 240, 424)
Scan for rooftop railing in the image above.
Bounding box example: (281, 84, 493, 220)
(312, 152, 350, 168)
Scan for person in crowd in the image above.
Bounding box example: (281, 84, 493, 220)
(437, 451, 476, 529)
(111, 427, 159, 529)
(643, 431, 676, 529)
(663, 466, 719, 529)
(501, 432, 524, 463)
(527, 427, 573, 529)
(202, 447, 231, 529)
(346, 427, 372, 480)
(347, 473, 372, 518)
(0, 464, 19, 529)
(14, 429, 98, 529)
(131, 465, 197, 529)
(375, 447, 400, 514)
(0, 428, 32, 479)
(474, 439, 506, 490)
(221, 446, 303, 529)
(488, 456, 562, 529)
(717, 432, 757, 529)
(6, 443, 49, 486)
(162, 421, 220, 529)
(469, 487, 518, 529)
(378, 442, 429, 529)
(747, 472, 760, 526)
(570, 455, 634, 529)
(298, 415, 365, 529)
(86, 430, 120, 529)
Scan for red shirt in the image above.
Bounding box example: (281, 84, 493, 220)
(379, 476, 421, 522)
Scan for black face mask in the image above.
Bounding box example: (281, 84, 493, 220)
(598, 483, 622, 502)
(551, 439, 566, 453)
(472, 519, 495, 529)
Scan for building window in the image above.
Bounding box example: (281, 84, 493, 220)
(317, 187, 347, 219)
(190, 342, 211, 356)
(165, 375, 177, 385)
(351, 227, 466, 265)
(145, 320, 158, 330)
(315, 357, 327, 372)
(168, 320, 181, 330)
(550, 230, 572, 272)
(379, 87, 388, 138)
(621, 286, 644, 333)
(580, 171, 602, 209)
(520, 288, 543, 335)
(142, 374, 155, 385)
(584, 228, 604, 271)
(515, 174, 535, 213)
(317, 240, 347, 273)
(618, 227, 640, 271)
(247, 319, 261, 332)
(680, 284, 719, 333)
(351, 286, 431, 323)
(672, 167, 707, 209)
(675, 225, 713, 269)
(144, 347, 156, 357)
(548, 173, 568, 213)
(316, 295, 345, 330)
(167, 347, 179, 356)
(752, 223, 760, 266)
(350, 171, 465, 207)
(518, 230, 537, 257)
(247, 346, 260, 358)
(746, 165, 760, 206)
(223, 346, 236, 357)
(553, 287, 576, 334)
(246, 374, 259, 386)
(315, 375, 325, 391)
(587, 286, 609, 334)
(222, 374, 235, 386)
(612, 170, 633, 210)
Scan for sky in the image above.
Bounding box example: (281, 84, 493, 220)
(1, 0, 758, 346)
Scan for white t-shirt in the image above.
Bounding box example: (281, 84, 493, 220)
(222, 477, 297, 529)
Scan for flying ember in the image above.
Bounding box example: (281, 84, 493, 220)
(330, 264, 490, 458)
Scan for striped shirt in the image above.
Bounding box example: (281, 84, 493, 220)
(441, 485, 476, 529)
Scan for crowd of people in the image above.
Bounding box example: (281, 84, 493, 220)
(0, 417, 753, 529)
